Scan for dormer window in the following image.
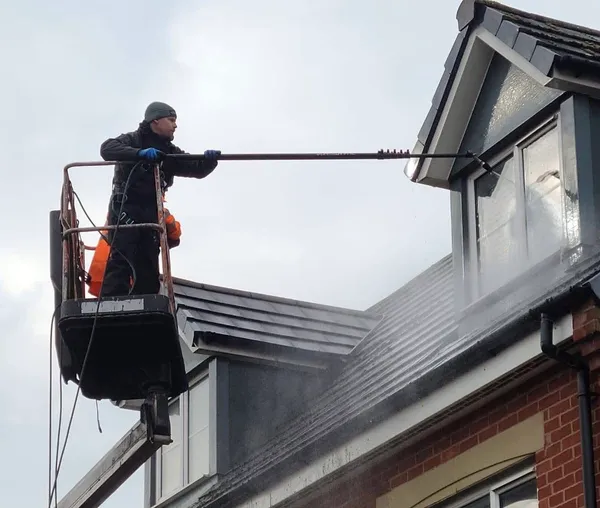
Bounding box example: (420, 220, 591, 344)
(465, 117, 564, 302)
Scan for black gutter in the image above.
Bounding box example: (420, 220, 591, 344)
(554, 53, 600, 78)
(540, 313, 597, 508)
(191, 259, 600, 508)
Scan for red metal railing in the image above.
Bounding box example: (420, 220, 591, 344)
(59, 161, 175, 314)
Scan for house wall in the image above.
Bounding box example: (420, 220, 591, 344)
(227, 360, 333, 467)
(301, 364, 591, 508)
(297, 303, 600, 508)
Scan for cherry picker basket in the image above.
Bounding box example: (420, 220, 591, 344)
(50, 161, 188, 403)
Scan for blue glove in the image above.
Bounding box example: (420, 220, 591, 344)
(204, 149, 221, 161)
(138, 148, 164, 160)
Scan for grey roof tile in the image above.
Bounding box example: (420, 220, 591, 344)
(192, 255, 459, 506)
(513, 31, 538, 60)
(496, 20, 520, 47)
(478, 0, 600, 66)
(173, 278, 382, 361)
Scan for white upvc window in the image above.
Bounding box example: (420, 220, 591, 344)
(154, 373, 211, 503)
(465, 115, 565, 302)
(439, 467, 537, 508)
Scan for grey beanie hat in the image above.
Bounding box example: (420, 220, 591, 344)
(144, 101, 177, 122)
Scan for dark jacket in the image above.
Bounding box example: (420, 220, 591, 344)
(100, 122, 217, 201)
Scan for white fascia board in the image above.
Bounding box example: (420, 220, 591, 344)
(416, 25, 558, 188)
(474, 28, 552, 87)
(229, 314, 572, 508)
(417, 27, 492, 188)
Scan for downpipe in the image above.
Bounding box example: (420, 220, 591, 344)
(540, 313, 597, 508)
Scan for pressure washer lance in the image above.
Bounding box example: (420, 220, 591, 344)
(165, 148, 494, 173)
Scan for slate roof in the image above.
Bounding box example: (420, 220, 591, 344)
(457, 0, 600, 75)
(185, 254, 460, 507)
(407, 0, 600, 182)
(173, 278, 383, 369)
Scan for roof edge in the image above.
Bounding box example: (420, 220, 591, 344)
(172, 276, 379, 318)
(472, 0, 600, 39)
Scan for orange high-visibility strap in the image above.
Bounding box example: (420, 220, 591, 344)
(87, 234, 111, 297)
(86, 210, 182, 297)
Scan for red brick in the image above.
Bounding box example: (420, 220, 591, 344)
(415, 446, 433, 464)
(423, 454, 442, 471)
(561, 432, 580, 451)
(477, 424, 498, 443)
(498, 413, 519, 432)
(564, 484, 582, 502)
(550, 423, 573, 442)
(563, 457, 582, 476)
(507, 393, 528, 413)
(559, 381, 577, 400)
(469, 416, 490, 435)
(518, 402, 539, 421)
(548, 399, 572, 419)
(552, 474, 576, 493)
(546, 416, 561, 433)
(558, 499, 577, 508)
(539, 391, 562, 410)
(552, 448, 574, 468)
(547, 465, 563, 483)
(529, 383, 550, 403)
(406, 464, 423, 481)
(441, 445, 461, 463)
(538, 485, 552, 500)
(458, 435, 478, 454)
(542, 443, 562, 462)
(537, 458, 553, 476)
(573, 319, 600, 342)
(549, 491, 564, 507)
(560, 407, 579, 426)
(389, 472, 407, 489)
(450, 425, 471, 445)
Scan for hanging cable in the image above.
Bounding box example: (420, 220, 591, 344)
(48, 303, 61, 508)
(48, 161, 145, 507)
(71, 190, 138, 293)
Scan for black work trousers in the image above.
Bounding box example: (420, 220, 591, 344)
(101, 196, 161, 298)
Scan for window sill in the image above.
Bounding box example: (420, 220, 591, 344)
(151, 473, 217, 508)
(460, 249, 564, 320)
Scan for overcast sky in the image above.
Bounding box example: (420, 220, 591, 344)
(1, 0, 599, 506)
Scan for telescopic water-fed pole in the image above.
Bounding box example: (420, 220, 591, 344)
(166, 148, 493, 171)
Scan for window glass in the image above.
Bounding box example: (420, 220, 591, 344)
(463, 495, 491, 508)
(523, 127, 563, 264)
(188, 378, 210, 482)
(499, 478, 538, 508)
(160, 398, 183, 497)
(475, 156, 519, 293)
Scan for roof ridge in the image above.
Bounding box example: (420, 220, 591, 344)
(172, 276, 378, 317)
(477, 0, 600, 39)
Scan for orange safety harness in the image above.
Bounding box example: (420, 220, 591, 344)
(86, 204, 182, 297)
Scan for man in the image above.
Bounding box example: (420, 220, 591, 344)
(99, 101, 220, 297)
(86, 206, 183, 297)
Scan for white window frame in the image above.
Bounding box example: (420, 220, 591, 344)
(153, 371, 211, 504)
(439, 466, 537, 508)
(464, 113, 565, 303)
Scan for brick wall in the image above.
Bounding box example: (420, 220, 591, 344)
(306, 361, 599, 508)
